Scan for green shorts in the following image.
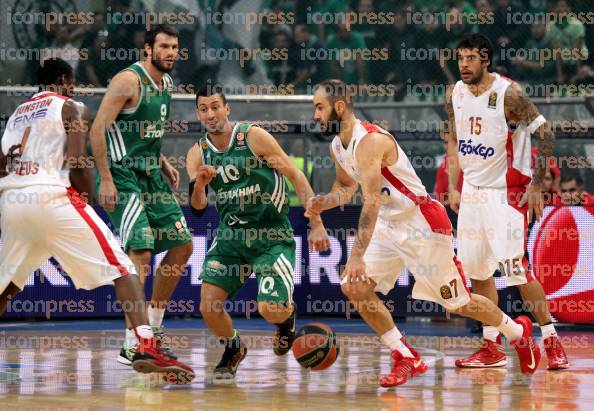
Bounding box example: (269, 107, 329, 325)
(201, 223, 296, 306)
(101, 166, 192, 253)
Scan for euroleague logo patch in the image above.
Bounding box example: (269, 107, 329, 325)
(458, 139, 495, 159)
(440, 285, 452, 299)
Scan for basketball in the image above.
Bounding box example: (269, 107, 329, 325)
(292, 323, 339, 371)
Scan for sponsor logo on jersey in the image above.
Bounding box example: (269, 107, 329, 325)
(13, 108, 48, 126)
(488, 91, 497, 109)
(458, 139, 495, 159)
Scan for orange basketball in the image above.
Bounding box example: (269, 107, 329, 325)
(292, 323, 339, 371)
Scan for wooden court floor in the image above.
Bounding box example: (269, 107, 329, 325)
(0, 326, 593, 410)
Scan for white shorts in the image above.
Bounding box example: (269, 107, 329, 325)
(0, 185, 136, 294)
(457, 181, 533, 286)
(358, 200, 471, 311)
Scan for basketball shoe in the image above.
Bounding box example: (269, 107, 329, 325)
(118, 325, 177, 365)
(455, 335, 507, 368)
(273, 305, 296, 356)
(213, 335, 247, 380)
(131, 337, 195, 384)
(511, 315, 541, 374)
(379, 343, 428, 387)
(544, 335, 569, 370)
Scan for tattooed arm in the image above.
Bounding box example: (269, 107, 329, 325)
(444, 84, 462, 213)
(504, 82, 555, 221)
(342, 132, 394, 287)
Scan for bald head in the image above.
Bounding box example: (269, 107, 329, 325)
(314, 79, 354, 110)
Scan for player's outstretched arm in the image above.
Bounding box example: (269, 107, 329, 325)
(89, 70, 138, 211)
(342, 133, 388, 286)
(247, 126, 329, 251)
(306, 146, 358, 216)
(63, 100, 93, 202)
(504, 83, 555, 221)
(444, 85, 462, 213)
(185, 143, 216, 215)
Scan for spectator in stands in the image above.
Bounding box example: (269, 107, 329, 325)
(542, 170, 559, 206)
(42, 26, 81, 72)
(547, 0, 589, 84)
(107, 0, 144, 75)
(266, 30, 298, 87)
(77, 29, 109, 87)
(511, 22, 557, 89)
(414, 8, 448, 88)
(326, 22, 368, 85)
(292, 24, 325, 92)
(559, 174, 594, 206)
(295, 0, 349, 44)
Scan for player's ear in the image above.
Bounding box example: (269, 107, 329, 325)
(144, 43, 152, 60)
(335, 100, 346, 116)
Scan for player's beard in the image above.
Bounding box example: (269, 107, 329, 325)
(320, 108, 341, 138)
(151, 57, 175, 73)
(463, 70, 483, 85)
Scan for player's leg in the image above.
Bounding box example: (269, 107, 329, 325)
(251, 238, 297, 356)
(456, 183, 507, 367)
(52, 187, 195, 383)
(0, 283, 21, 316)
(199, 243, 247, 380)
(145, 173, 193, 350)
(492, 189, 569, 370)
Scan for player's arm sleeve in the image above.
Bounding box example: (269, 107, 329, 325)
(188, 179, 208, 217)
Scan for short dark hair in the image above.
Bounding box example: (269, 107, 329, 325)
(315, 79, 354, 109)
(145, 24, 179, 47)
(195, 85, 227, 106)
(37, 58, 73, 86)
(561, 173, 584, 186)
(457, 33, 494, 68)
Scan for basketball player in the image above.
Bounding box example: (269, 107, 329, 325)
(306, 79, 541, 387)
(185, 87, 330, 379)
(445, 34, 569, 370)
(90, 25, 193, 365)
(0, 58, 194, 383)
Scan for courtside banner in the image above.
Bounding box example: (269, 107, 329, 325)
(2, 206, 593, 323)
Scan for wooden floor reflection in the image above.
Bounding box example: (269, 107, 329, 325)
(0, 328, 593, 410)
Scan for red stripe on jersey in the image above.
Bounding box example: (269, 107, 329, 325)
(381, 167, 452, 235)
(27, 92, 69, 102)
(361, 121, 381, 133)
(453, 256, 472, 297)
(66, 187, 129, 276)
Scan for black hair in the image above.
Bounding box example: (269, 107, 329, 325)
(315, 79, 354, 109)
(145, 24, 179, 47)
(457, 33, 494, 68)
(195, 85, 227, 106)
(36, 58, 73, 87)
(561, 173, 583, 186)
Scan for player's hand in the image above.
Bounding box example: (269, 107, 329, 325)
(163, 162, 180, 190)
(341, 255, 369, 291)
(99, 179, 118, 212)
(520, 183, 544, 222)
(304, 195, 327, 218)
(308, 223, 330, 252)
(196, 165, 217, 187)
(449, 189, 461, 214)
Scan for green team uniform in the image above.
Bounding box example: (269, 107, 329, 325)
(199, 123, 295, 306)
(99, 62, 191, 253)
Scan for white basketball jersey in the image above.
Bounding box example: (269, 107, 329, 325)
(331, 120, 429, 219)
(0, 92, 71, 191)
(452, 73, 540, 188)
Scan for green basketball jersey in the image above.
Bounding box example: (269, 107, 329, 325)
(199, 123, 290, 227)
(106, 62, 173, 171)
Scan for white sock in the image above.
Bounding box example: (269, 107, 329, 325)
(381, 327, 415, 358)
(134, 325, 154, 341)
(125, 328, 137, 347)
(147, 305, 165, 328)
(483, 326, 499, 343)
(496, 314, 524, 341)
(540, 323, 557, 339)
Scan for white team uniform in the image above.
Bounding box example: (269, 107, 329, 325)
(334, 120, 470, 310)
(453, 73, 545, 285)
(0, 91, 136, 294)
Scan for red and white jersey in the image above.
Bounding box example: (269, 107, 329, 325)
(452, 73, 544, 188)
(0, 91, 71, 191)
(331, 120, 429, 219)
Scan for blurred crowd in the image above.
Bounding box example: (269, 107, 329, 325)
(24, 0, 594, 99)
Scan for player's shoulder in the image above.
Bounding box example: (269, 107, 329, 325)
(108, 69, 140, 90)
(62, 98, 88, 119)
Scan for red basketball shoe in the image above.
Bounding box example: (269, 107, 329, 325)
(131, 338, 195, 384)
(379, 345, 428, 387)
(544, 335, 569, 370)
(510, 316, 541, 374)
(455, 335, 507, 368)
